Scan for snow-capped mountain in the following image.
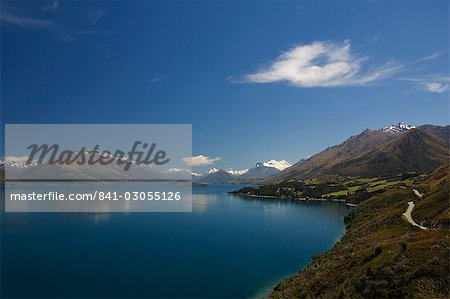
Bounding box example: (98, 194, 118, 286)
(207, 168, 220, 174)
(206, 167, 249, 176)
(1, 159, 38, 169)
(226, 168, 249, 176)
(202, 160, 291, 178)
(203, 160, 290, 177)
(276, 123, 449, 180)
(380, 122, 416, 134)
(197, 169, 235, 184)
(1, 159, 39, 178)
(194, 159, 291, 183)
(262, 160, 291, 171)
(165, 168, 201, 177)
(239, 163, 280, 179)
(2, 156, 289, 182)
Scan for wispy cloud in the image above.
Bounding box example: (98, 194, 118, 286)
(367, 34, 381, 44)
(416, 76, 449, 94)
(55, 29, 108, 43)
(42, 1, 59, 13)
(1, 5, 108, 42)
(423, 82, 448, 93)
(403, 74, 450, 94)
(413, 52, 442, 64)
(233, 40, 405, 88)
(1, 11, 57, 29)
(182, 155, 221, 166)
(88, 8, 107, 24)
(149, 75, 170, 84)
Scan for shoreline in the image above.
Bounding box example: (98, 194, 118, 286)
(231, 191, 356, 297)
(231, 191, 355, 297)
(230, 192, 358, 207)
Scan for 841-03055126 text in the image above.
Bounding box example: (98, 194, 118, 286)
(9, 191, 182, 201)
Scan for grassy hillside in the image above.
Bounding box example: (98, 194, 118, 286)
(413, 165, 450, 229)
(231, 175, 418, 205)
(270, 166, 450, 298)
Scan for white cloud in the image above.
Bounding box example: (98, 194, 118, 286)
(404, 74, 450, 94)
(235, 40, 404, 87)
(149, 75, 169, 83)
(182, 155, 221, 166)
(423, 82, 448, 93)
(413, 52, 442, 64)
(1, 11, 57, 29)
(1, 6, 108, 42)
(42, 1, 59, 13)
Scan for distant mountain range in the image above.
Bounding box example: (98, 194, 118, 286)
(1, 155, 292, 183)
(196, 160, 292, 184)
(275, 123, 449, 181)
(1, 152, 191, 181)
(2, 122, 447, 183)
(196, 169, 236, 184)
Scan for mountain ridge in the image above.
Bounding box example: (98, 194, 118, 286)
(274, 124, 449, 180)
(195, 159, 292, 183)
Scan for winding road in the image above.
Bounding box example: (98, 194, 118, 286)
(413, 189, 423, 198)
(402, 189, 428, 230)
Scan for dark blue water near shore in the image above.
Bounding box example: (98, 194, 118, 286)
(1, 185, 351, 298)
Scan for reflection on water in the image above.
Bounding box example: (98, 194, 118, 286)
(1, 185, 351, 298)
(192, 193, 211, 214)
(89, 212, 113, 225)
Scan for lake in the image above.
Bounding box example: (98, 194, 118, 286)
(1, 185, 351, 298)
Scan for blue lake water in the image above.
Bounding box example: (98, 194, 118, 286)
(1, 185, 351, 298)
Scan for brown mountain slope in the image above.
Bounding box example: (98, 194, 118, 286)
(275, 129, 397, 179)
(418, 124, 450, 146)
(275, 125, 449, 180)
(364, 128, 448, 175)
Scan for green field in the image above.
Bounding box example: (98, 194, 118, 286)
(323, 186, 361, 197)
(322, 178, 402, 198)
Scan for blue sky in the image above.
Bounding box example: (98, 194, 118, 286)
(1, 1, 449, 172)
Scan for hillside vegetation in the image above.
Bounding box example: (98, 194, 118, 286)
(270, 166, 450, 298)
(413, 165, 450, 229)
(231, 173, 424, 204)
